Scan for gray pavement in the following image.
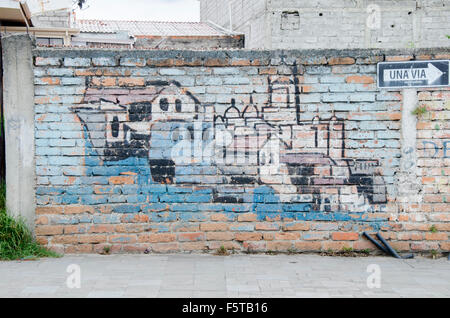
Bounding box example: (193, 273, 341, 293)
(0, 254, 449, 298)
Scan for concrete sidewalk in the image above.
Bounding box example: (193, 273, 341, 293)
(0, 254, 448, 298)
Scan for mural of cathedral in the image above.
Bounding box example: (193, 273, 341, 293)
(72, 63, 387, 216)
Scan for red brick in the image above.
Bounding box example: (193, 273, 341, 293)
(439, 242, 450, 251)
(294, 241, 321, 251)
(151, 243, 180, 253)
(180, 242, 208, 251)
(121, 214, 149, 223)
(118, 77, 145, 87)
(266, 241, 292, 251)
(39, 77, 61, 85)
(36, 225, 64, 236)
(109, 176, 135, 185)
(78, 235, 107, 244)
(204, 58, 229, 67)
(346, 75, 375, 84)
(275, 232, 300, 240)
(211, 213, 235, 222)
(36, 206, 63, 215)
(397, 232, 423, 241)
(243, 241, 267, 252)
(321, 241, 353, 251)
(259, 67, 278, 75)
(200, 223, 228, 232)
(172, 224, 200, 232)
(147, 59, 175, 67)
(108, 235, 138, 244)
(91, 77, 116, 87)
(75, 69, 102, 76)
(255, 223, 280, 231)
(65, 244, 94, 254)
(435, 224, 450, 231)
(115, 224, 144, 233)
(328, 57, 355, 65)
(434, 54, 450, 59)
(283, 222, 310, 231)
(206, 232, 234, 241)
(231, 59, 252, 66)
(88, 225, 115, 234)
(262, 233, 275, 241)
(35, 216, 48, 225)
(65, 205, 95, 214)
(123, 244, 149, 254)
(237, 214, 257, 222)
(332, 232, 359, 241)
(389, 241, 411, 252)
(385, 55, 413, 62)
(208, 241, 240, 251)
(64, 225, 88, 235)
(235, 233, 262, 242)
(353, 240, 375, 251)
(138, 233, 176, 243)
(52, 235, 80, 245)
(36, 236, 48, 245)
(178, 233, 205, 242)
(411, 242, 439, 251)
(425, 233, 448, 241)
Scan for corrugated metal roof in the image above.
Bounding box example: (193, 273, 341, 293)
(76, 20, 231, 37)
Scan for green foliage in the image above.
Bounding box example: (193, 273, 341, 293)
(430, 225, 438, 234)
(287, 247, 298, 255)
(0, 183, 60, 260)
(102, 246, 111, 255)
(430, 250, 439, 259)
(215, 245, 230, 256)
(412, 106, 428, 117)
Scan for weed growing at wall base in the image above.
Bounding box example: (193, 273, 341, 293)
(0, 184, 60, 261)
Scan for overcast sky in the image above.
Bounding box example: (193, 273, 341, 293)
(75, 0, 200, 22)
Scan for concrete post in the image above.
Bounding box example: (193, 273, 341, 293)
(2, 35, 35, 234)
(397, 88, 422, 209)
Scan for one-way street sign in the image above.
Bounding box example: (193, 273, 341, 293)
(378, 60, 449, 89)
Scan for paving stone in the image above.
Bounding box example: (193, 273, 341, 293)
(0, 254, 448, 298)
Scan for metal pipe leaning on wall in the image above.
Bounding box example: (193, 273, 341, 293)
(376, 232, 402, 259)
(363, 232, 414, 259)
(362, 232, 389, 255)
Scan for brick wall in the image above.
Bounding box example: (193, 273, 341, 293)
(415, 88, 450, 252)
(32, 48, 450, 254)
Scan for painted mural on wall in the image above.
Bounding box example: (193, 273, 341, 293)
(72, 63, 388, 220)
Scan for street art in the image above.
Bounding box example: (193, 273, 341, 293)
(422, 141, 450, 158)
(72, 63, 388, 219)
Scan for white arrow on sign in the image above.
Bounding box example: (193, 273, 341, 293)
(384, 63, 444, 84)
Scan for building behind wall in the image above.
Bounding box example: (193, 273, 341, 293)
(0, 1, 243, 49)
(200, 0, 450, 49)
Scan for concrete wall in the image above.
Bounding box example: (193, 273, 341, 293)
(200, 0, 450, 49)
(31, 9, 71, 28)
(2, 35, 36, 233)
(26, 44, 450, 254)
(200, 0, 268, 49)
(134, 35, 245, 50)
